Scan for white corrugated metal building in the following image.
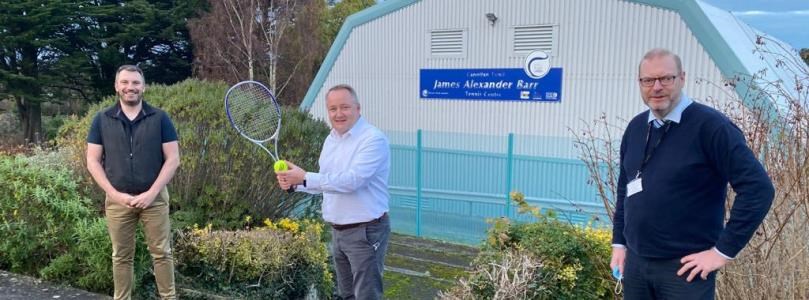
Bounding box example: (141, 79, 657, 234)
(298, 0, 805, 244)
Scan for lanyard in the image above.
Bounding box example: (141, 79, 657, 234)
(636, 120, 671, 178)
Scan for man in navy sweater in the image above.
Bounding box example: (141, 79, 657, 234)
(610, 48, 774, 299)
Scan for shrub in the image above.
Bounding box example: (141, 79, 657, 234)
(0, 110, 23, 146)
(57, 79, 330, 229)
(440, 249, 548, 300)
(39, 218, 153, 295)
(42, 114, 66, 142)
(0, 150, 152, 294)
(440, 192, 613, 300)
(174, 218, 333, 298)
(0, 149, 97, 274)
(710, 39, 809, 299)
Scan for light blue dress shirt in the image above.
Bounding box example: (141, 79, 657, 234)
(297, 116, 390, 225)
(646, 93, 693, 126)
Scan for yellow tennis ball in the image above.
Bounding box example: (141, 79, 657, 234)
(274, 160, 288, 172)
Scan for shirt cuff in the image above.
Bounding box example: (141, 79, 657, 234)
(612, 244, 626, 248)
(305, 172, 321, 190)
(713, 247, 734, 260)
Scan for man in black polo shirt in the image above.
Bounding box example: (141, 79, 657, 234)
(86, 65, 180, 300)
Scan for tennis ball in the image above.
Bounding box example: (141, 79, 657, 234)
(274, 160, 288, 172)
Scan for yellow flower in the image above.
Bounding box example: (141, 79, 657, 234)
(263, 218, 278, 230)
(277, 218, 300, 233)
(556, 263, 583, 288)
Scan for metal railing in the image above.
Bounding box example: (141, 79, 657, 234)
(386, 129, 609, 245)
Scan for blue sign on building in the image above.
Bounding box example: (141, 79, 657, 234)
(419, 68, 563, 101)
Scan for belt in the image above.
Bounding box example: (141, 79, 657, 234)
(330, 213, 388, 231)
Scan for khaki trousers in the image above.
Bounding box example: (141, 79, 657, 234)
(105, 188, 175, 300)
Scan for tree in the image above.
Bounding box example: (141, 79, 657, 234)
(86, 0, 204, 89)
(189, 0, 323, 105)
(801, 48, 808, 66)
(276, 0, 328, 105)
(0, 0, 200, 144)
(320, 0, 375, 47)
(0, 1, 94, 144)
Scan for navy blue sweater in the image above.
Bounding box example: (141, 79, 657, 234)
(612, 102, 774, 259)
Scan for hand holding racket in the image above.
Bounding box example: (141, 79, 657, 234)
(224, 80, 293, 192)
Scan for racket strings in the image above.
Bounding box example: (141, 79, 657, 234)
(228, 84, 281, 141)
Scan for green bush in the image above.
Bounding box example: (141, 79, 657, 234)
(58, 79, 330, 229)
(42, 114, 66, 142)
(0, 150, 152, 294)
(441, 192, 613, 300)
(174, 218, 333, 298)
(0, 110, 22, 145)
(38, 217, 154, 296)
(0, 150, 96, 274)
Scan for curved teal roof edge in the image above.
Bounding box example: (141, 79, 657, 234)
(302, 0, 765, 113)
(299, 0, 421, 111)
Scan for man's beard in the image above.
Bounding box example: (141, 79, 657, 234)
(119, 92, 143, 107)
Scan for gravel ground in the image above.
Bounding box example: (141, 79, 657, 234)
(0, 270, 111, 300)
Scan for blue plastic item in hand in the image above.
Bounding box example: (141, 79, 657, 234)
(612, 266, 623, 280)
(612, 266, 624, 295)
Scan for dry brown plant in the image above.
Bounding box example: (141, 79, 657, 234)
(713, 37, 809, 300)
(437, 249, 548, 300)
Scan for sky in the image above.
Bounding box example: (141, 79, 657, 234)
(702, 0, 809, 49)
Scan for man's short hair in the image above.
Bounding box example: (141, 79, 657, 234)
(115, 65, 145, 82)
(327, 84, 359, 104)
(639, 48, 683, 74)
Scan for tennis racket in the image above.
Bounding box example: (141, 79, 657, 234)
(224, 80, 293, 191)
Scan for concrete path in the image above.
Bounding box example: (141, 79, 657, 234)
(0, 270, 110, 300)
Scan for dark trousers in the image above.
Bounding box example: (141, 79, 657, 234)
(331, 214, 390, 300)
(623, 249, 715, 300)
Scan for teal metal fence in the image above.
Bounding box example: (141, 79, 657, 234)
(386, 130, 609, 246)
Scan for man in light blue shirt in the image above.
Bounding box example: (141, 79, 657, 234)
(277, 84, 390, 300)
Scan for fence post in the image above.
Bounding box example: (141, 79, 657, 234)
(416, 129, 423, 237)
(505, 133, 514, 218)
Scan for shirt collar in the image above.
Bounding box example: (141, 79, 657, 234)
(647, 93, 692, 124)
(331, 115, 367, 139)
(107, 100, 154, 121)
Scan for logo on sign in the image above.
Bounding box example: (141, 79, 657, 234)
(524, 50, 550, 79)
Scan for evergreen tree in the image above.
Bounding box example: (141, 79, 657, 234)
(0, 0, 201, 144)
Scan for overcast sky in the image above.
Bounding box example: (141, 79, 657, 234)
(702, 0, 809, 49)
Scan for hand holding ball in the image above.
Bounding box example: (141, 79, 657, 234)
(274, 160, 288, 172)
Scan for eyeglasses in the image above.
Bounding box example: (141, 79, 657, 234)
(638, 75, 678, 87)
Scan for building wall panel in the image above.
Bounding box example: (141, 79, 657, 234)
(309, 0, 733, 153)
